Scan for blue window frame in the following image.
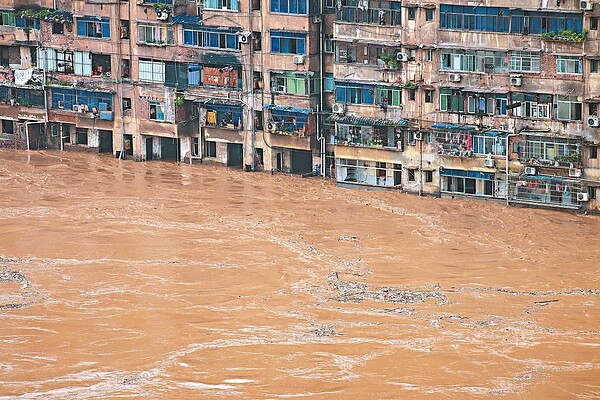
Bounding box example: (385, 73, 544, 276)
(270, 0, 308, 14)
(440, 4, 582, 35)
(335, 82, 375, 104)
(271, 31, 306, 54)
(183, 25, 240, 50)
(76, 17, 110, 38)
(205, 0, 240, 11)
(51, 88, 113, 111)
(15, 17, 40, 29)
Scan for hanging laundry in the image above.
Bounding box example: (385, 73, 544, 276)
(14, 68, 33, 86)
(541, 0, 549, 8)
(358, 0, 369, 11)
(95, 22, 102, 36)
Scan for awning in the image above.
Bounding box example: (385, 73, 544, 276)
(172, 14, 202, 25)
(329, 114, 409, 127)
(263, 104, 312, 115)
(432, 123, 477, 131)
(201, 52, 241, 66)
(334, 37, 401, 47)
(464, 87, 509, 94)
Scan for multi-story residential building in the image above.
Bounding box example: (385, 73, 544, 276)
(329, 0, 600, 212)
(0, 0, 598, 213)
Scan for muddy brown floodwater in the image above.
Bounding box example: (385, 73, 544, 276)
(0, 149, 599, 399)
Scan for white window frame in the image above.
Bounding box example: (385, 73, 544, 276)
(510, 51, 541, 73)
(139, 59, 165, 83)
(557, 56, 583, 75)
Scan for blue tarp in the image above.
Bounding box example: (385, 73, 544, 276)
(263, 104, 312, 115)
(432, 123, 477, 131)
(172, 14, 202, 25)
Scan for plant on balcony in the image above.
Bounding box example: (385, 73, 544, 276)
(16, 7, 51, 20)
(174, 95, 184, 106)
(541, 29, 587, 43)
(404, 81, 417, 89)
(380, 53, 399, 69)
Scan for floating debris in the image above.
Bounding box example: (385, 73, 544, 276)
(330, 279, 449, 306)
(0, 270, 29, 289)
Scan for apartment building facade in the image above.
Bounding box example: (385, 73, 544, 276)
(0, 0, 599, 212)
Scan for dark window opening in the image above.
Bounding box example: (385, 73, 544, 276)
(121, 59, 130, 79)
(425, 170, 433, 182)
(205, 140, 217, 157)
(426, 8, 434, 21)
(591, 146, 598, 159)
(252, 31, 262, 51)
(408, 168, 416, 181)
(92, 54, 111, 76)
(408, 7, 416, 20)
(120, 20, 130, 39)
(425, 89, 433, 103)
(52, 22, 64, 34)
(75, 127, 88, 145)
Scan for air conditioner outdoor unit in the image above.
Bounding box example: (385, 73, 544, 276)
(587, 116, 599, 127)
(293, 55, 305, 65)
(397, 52, 409, 62)
(569, 168, 582, 177)
(266, 122, 276, 131)
(332, 103, 345, 114)
(577, 192, 589, 201)
(484, 158, 494, 167)
(524, 166, 537, 175)
(58, 100, 65, 109)
(313, 15, 322, 23)
(414, 131, 423, 141)
(449, 73, 461, 82)
(510, 76, 522, 86)
(580, 1, 593, 10)
(238, 31, 251, 44)
(72, 105, 80, 112)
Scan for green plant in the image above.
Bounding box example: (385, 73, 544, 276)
(387, 60, 399, 69)
(153, 3, 169, 11)
(174, 95, 184, 106)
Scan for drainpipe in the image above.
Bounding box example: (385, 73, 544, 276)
(248, 0, 256, 170)
(505, 132, 518, 206)
(318, 0, 325, 177)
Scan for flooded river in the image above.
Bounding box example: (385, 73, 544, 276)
(1, 149, 599, 399)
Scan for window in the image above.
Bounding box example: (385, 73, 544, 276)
(252, 0, 261, 11)
(472, 134, 506, 156)
(324, 34, 333, 53)
(183, 25, 240, 50)
(149, 101, 165, 121)
(0, 11, 15, 26)
(336, 1, 402, 26)
(557, 56, 582, 74)
(425, 90, 433, 103)
(408, 88, 416, 101)
(524, 136, 580, 162)
(336, 43, 387, 65)
(440, 5, 583, 35)
(589, 103, 598, 116)
(510, 51, 541, 73)
(556, 95, 582, 121)
(271, 31, 306, 54)
(122, 59, 130, 79)
(441, 49, 507, 73)
(120, 20, 130, 39)
(335, 82, 375, 104)
(138, 23, 173, 45)
(425, 8, 434, 21)
(467, 94, 508, 116)
(76, 17, 110, 38)
(324, 73, 334, 92)
(75, 128, 88, 145)
(590, 146, 597, 159)
(591, 59, 599, 73)
(122, 97, 132, 114)
(270, 0, 308, 14)
(52, 22, 64, 34)
(440, 88, 465, 113)
(205, 0, 240, 11)
(425, 170, 433, 182)
(139, 59, 165, 83)
(407, 7, 416, 20)
(270, 72, 310, 95)
(15, 17, 40, 29)
(377, 87, 402, 107)
(426, 132, 433, 144)
(51, 88, 113, 112)
(426, 49, 432, 62)
(591, 17, 598, 30)
(205, 141, 217, 157)
(408, 168, 416, 181)
(252, 31, 262, 51)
